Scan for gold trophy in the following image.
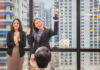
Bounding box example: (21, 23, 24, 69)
(53, 9, 59, 20)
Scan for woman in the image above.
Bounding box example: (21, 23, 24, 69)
(27, 18, 58, 54)
(7, 18, 26, 70)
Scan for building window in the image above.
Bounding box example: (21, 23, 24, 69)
(4, 15, 6, 19)
(10, 6, 12, 10)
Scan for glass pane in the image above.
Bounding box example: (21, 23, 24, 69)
(0, 51, 7, 70)
(33, 0, 77, 48)
(81, 52, 100, 70)
(51, 52, 77, 70)
(0, 51, 76, 70)
(0, 0, 29, 48)
(0, 51, 30, 70)
(0, 0, 29, 70)
(80, 0, 100, 48)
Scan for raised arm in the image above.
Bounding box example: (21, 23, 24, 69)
(49, 10, 59, 37)
(49, 21, 58, 37)
(27, 28, 34, 46)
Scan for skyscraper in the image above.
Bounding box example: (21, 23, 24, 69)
(52, 0, 77, 70)
(53, 0, 76, 48)
(33, 2, 45, 21)
(80, 0, 100, 70)
(80, 0, 100, 48)
(14, 0, 29, 31)
(0, 0, 14, 70)
(44, 9, 52, 29)
(0, 0, 29, 70)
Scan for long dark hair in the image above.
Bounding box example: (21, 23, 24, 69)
(11, 18, 23, 31)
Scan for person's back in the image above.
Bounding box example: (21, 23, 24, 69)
(30, 46, 51, 70)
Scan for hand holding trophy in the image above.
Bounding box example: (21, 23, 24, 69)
(53, 9, 59, 22)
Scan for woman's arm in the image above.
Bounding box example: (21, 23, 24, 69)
(27, 28, 34, 46)
(7, 31, 15, 48)
(49, 21, 58, 37)
(27, 33, 34, 46)
(19, 31, 26, 48)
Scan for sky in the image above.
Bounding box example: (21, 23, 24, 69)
(34, 0, 54, 9)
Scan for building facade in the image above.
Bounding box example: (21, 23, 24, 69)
(80, 0, 100, 70)
(0, 0, 29, 70)
(52, 0, 77, 70)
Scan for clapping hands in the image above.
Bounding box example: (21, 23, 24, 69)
(14, 32, 20, 45)
(27, 28, 31, 35)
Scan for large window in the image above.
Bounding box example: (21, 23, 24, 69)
(0, 0, 29, 70)
(0, 0, 100, 70)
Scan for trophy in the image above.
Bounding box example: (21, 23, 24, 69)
(53, 9, 59, 20)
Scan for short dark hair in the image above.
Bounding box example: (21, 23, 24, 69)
(11, 18, 23, 31)
(34, 47, 51, 68)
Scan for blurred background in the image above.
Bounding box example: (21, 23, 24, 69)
(0, 0, 100, 70)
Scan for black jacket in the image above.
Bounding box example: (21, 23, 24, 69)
(27, 22, 58, 53)
(7, 31, 26, 57)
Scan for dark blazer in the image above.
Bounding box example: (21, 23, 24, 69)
(27, 22, 58, 53)
(7, 31, 26, 57)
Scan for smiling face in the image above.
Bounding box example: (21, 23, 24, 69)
(34, 19, 44, 30)
(13, 20, 20, 31)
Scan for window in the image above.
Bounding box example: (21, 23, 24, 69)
(0, 0, 100, 70)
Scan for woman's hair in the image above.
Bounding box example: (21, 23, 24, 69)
(11, 18, 23, 31)
(32, 18, 40, 32)
(32, 18, 46, 32)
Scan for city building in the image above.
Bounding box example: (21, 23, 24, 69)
(52, 0, 77, 70)
(33, 1, 45, 22)
(0, 0, 29, 70)
(0, 0, 14, 70)
(80, 0, 100, 70)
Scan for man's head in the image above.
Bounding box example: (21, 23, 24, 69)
(34, 47, 51, 68)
